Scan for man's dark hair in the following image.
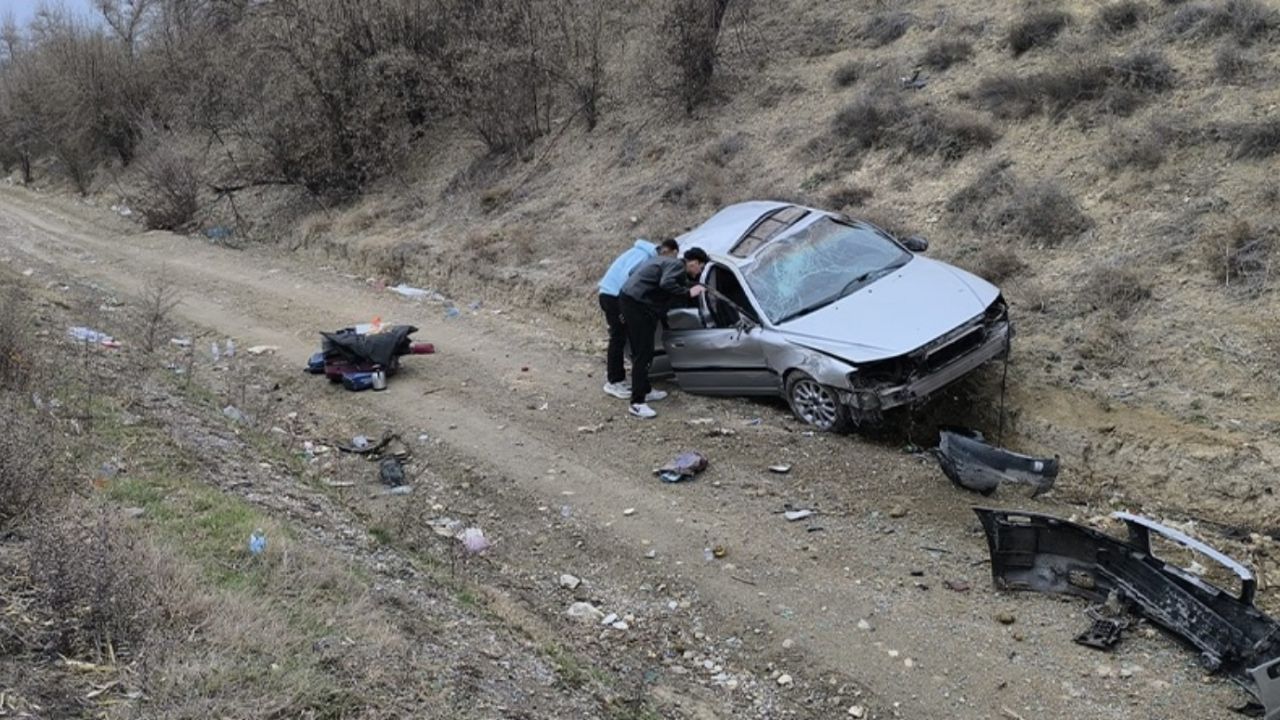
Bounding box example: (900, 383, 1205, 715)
(659, 238, 679, 253)
(684, 247, 709, 263)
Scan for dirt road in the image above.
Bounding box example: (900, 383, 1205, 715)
(0, 187, 1245, 719)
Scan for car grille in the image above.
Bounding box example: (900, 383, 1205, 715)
(922, 323, 987, 373)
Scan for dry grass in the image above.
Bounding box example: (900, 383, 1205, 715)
(968, 246, 1028, 284)
(1167, 0, 1277, 44)
(861, 12, 913, 47)
(832, 60, 862, 88)
(1103, 120, 1173, 172)
(1008, 9, 1070, 56)
(1203, 219, 1273, 291)
(1231, 120, 1280, 160)
(1077, 312, 1133, 368)
(921, 38, 974, 71)
(1078, 264, 1153, 317)
(826, 185, 875, 210)
(946, 165, 1093, 247)
(1095, 1, 1150, 34)
(1213, 43, 1257, 82)
(832, 94, 997, 162)
(972, 50, 1176, 120)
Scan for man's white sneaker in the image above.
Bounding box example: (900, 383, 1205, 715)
(603, 382, 631, 399)
(629, 403, 657, 419)
(645, 390, 668, 402)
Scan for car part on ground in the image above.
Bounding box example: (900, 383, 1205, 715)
(659, 201, 1014, 430)
(935, 428, 1058, 497)
(974, 507, 1280, 719)
(655, 451, 709, 483)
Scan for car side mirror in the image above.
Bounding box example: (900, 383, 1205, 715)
(903, 235, 929, 253)
(666, 307, 702, 331)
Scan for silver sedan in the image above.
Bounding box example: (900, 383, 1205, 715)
(652, 201, 1012, 431)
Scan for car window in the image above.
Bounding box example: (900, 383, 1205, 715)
(704, 264, 757, 328)
(743, 218, 911, 324)
(730, 206, 809, 258)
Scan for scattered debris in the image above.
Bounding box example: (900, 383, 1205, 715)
(623, 508, 636, 517)
(706, 427, 736, 437)
(935, 428, 1058, 497)
(975, 507, 1280, 717)
(656, 451, 709, 483)
(67, 326, 120, 348)
(222, 405, 247, 424)
(248, 529, 267, 556)
(743, 417, 762, 426)
(848, 706, 866, 718)
(169, 337, 192, 347)
(429, 517, 464, 538)
(444, 306, 461, 319)
(310, 323, 433, 391)
(768, 463, 792, 474)
(378, 457, 405, 486)
(686, 418, 715, 426)
(783, 509, 816, 522)
(246, 345, 279, 355)
(385, 485, 413, 496)
(1075, 608, 1129, 651)
(389, 283, 431, 299)
(888, 505, 909, 518)
(576, 424, 604, 434)
(567, 602, 604, 624)
(21, 268, 34, 276)
(943, 579, 971, 593)
(460, 527, 491, 554)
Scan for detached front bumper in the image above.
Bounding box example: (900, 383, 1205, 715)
(843, 319, 1011, 413)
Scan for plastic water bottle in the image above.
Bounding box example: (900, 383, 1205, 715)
(225, 339, 236, 358)
(249, 529, 267, 556)
(211, 342, 221, 361)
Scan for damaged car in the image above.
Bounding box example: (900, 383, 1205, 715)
(652, 201, 1012, 430)
(975, 507, 1280, 719)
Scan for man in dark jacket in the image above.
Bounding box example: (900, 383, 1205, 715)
(618, 247, 709, 419)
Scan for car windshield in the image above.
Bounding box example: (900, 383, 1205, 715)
(743, 217, 912, 324)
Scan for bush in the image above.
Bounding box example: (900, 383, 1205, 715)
(997, 181, 1093, 246)
(1203, 219, 1273, 289)
(921, 39, 974, 71)
(1079, 264, 1152, 316)
(0, 395, 51, 530)
(132, 143, 202, 231)
(30, 508, 159, 660)
(1095, 1, 1149, 33)
(1104, 121, 1170, 172)
(1232, 120, 1280, 159)
(826, 185, 874, 209)
(971, 51, 1175, 119)
(1008, 9, 1070, 56)
(1213, 43, 1256, 82)
(946, 161, 1016, 230)
(833, 94, 997, 162)
(1168, 0, 1277, 43)
(861, 12, 913, 47)
(832, 60, 862, 88)
(970, 247, 1027, 284)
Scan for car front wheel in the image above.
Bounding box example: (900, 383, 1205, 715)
(785, 371, 851, 433)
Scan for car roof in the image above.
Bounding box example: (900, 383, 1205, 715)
(676, 201, 834, 268)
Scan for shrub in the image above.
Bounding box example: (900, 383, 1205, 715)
(132, 143, 202, 231)
(997, 181, 1093, 246)
(1168, 0, 1277, 43)
(1104, 121, 1170, 172)
(0, 395, 51, 530)
(970, 247, 1027, 284)
(1095, 1, 1149, 33)
(972, 51, 1175, 119)
(826, 186, 874, 209)
(30, 508, 159, 660)
(1204, 219, 1273, 289)
(832, 60, 862, 88)
(921, 39, 974, 71)
(861, 12, 913, 47)
(1078, 312, 1132, 368)
(1232, 120, 1280, 159)
(1079, 264, 1152, 316)
(1213, 43, 1255, 82)
(946, 161, 1016, 230)
(1008, 9, 1070, 56)
(833, 94, 997, 162)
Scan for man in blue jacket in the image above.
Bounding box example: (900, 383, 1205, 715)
(598, 237, 679, 399)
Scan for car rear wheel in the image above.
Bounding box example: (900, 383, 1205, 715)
(785, 371, 851, 433)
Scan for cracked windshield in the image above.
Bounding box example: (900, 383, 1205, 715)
(744, 218, 911, 324)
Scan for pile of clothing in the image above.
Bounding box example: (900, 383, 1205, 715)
(304, 318, 434, 391)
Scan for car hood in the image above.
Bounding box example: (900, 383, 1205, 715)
(775, 257, 999, 363)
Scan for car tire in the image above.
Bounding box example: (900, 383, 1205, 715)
(785, 371, 851, 433)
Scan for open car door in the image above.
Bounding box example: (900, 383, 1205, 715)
(662, 264, 779, 395)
